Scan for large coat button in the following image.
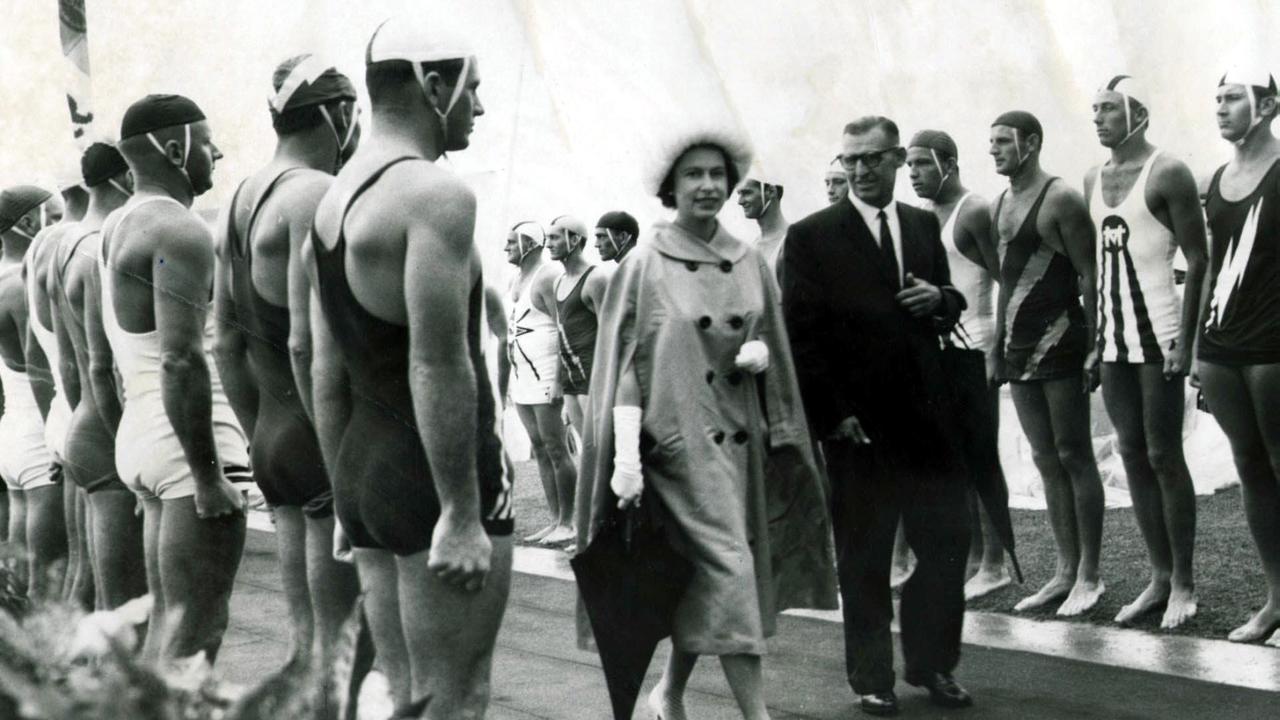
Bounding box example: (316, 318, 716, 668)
(705, 370, 715, 384)
(733, 430, 749, 444)
(728, 315, 744, 329)
(698, 316, 712, 329)
(719, 260, 733, 273)
(685, 261, 699, 271)
(713, 431, 726, 444)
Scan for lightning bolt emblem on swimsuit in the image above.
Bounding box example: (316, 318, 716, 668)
(1208, 197, 1262, 329)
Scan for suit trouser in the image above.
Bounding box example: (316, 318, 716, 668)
(825, 439, 971, 694)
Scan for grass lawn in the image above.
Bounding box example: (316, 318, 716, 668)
(510, 457, 1267, 642)
(968, 485, 1267, 641)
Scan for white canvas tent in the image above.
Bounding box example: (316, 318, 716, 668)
(1, 0, 1259, 505)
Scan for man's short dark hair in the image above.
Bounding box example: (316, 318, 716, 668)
(657, 143, 741, 209)
(365, 59, 466, 107)
(843, 116, 900, 144)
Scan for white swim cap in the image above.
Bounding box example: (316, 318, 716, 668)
(1100, 74, 1149, 140)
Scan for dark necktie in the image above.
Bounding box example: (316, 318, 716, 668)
(878, 209, 900, 288)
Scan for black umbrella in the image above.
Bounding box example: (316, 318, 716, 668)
(939, 338, 1024, 583)
(570, 490, 694, 719)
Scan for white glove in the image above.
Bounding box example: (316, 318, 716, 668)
(735, 340, 770, 374)
(611, 406, 644, 508)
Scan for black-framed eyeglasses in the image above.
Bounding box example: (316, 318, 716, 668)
(835, 147, 902, 171)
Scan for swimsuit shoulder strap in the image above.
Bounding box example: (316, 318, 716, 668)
(238, 166, 309, 259)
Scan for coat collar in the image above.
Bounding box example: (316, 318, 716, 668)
(650, 219, 749, 264)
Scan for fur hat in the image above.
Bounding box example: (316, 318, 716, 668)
(643, 123, 753, 197)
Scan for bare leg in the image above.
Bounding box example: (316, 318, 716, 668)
(355, 548, 411, 709)
(1202, 362, 1280, 641)
(273, 507, 316, 662)
(1042, 375, 1106, 616)
(396, 536, 513, 718)
(650, 648, 697, 720)
(306, 513, 365, 720)
(720, 654, 771, 720)
(515, 403, 558, 542)
(890, 520, 915, 589)
(1010, 382, 1078, 611)
(306, 514, 361, 655)
(70, 487, 95, 609)
(61, 475, 80, 601)
(139, 495, 164, 664)
(25, 484, 68, 602)
(89, 489, 146, 609)
(532, 401, 577, 544)
(965, 499, 1012, 600)
(7, 490, 28, 593)
(157, 497, 246, 663)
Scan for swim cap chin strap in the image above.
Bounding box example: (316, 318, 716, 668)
(146, 124, 193, 191)
(1117, 93, 1149, 146)
(1235, 87, 1265, 147)
(413, 57, 472, 144)
(929, 149, 953, 201)
(604, 228, 632, 257)
(318, 103, 359, 170)
(108, 178, 133, 198)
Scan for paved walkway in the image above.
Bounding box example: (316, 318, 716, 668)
(221, 529, 1278, 718)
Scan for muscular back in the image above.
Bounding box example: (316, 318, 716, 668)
(311, 151, 481, 322)
(231, 165, 331, 307)
(104, 199, 214, 335)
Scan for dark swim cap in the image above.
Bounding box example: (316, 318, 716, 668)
(269, 54, 358, 113)
(909, 129, 958, 160)
(81, 142, 129, 187)
(120, 94, 207, 139)
(992, 110, 1043, 141)
(0, 185, 53, 233)
(596, 211, 639, 239)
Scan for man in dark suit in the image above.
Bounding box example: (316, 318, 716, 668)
(783, 116, 973, 716)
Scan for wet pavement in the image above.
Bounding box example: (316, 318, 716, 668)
(223, 527, 1280, 719)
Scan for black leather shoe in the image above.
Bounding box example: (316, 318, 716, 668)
(905, 671, 973, 709)
(859, 690, 899, 716)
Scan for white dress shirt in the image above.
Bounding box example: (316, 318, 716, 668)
(848, 191, 904, 285)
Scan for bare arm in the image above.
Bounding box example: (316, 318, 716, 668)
(483, 284, 510, 404)
(310, 285, 350, 477)
(48, 263, 81, 409)
(211, 212, 258, 438)
(1158, 159, 1209, 376)
(83, 262, 122, 434)
(406, 182, 482, 521)
(955, 198, 997, 273)
(287, 176, 332, 422)
(1051, 187, 1099, 351)
(22, 310, 54, 421)
(153, 216, 232, 504)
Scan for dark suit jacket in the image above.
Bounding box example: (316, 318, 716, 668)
(782, 197, 964, 469)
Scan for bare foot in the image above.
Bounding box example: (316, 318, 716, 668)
(539, 525, 576, 545)
(1114, 580, 1169, 625)
(1160, 586, 1198, 630)
(1056, 580, 1106, 617)
(648, 683, 688, 720)
(1014, 575, 1074, 611)
(890, 557, 917, 590)
(1227, 604, 1280, 643)
(522, 524, 556, 543)
(964, 566, 1012, 601)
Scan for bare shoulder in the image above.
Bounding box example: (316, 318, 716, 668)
(1149, 152, 1198, 195)
(958, 194, 991, 226)
(586, 263, 614, 292)
(1044, 180, 1089, 217)
(281, 169, 334, 216)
